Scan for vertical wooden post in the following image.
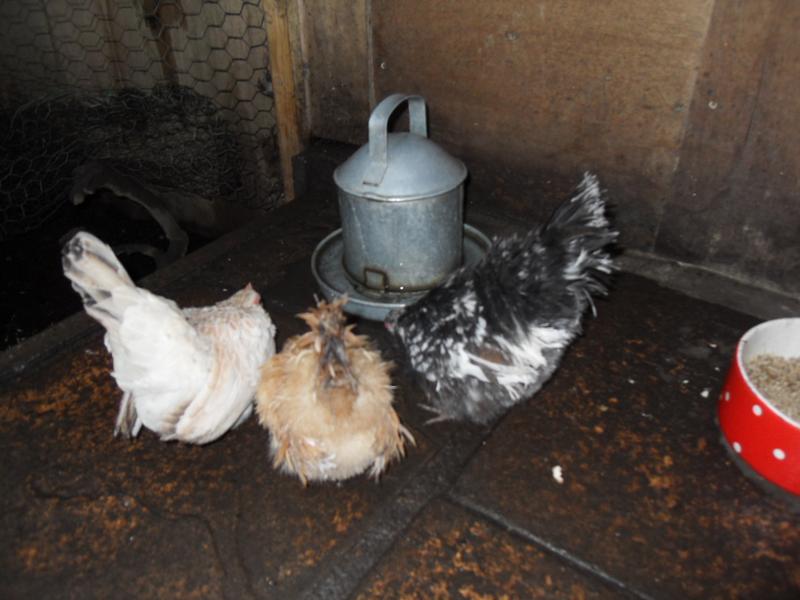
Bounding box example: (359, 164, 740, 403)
(263, 0, 304, 202)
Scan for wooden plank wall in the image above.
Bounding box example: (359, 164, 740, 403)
(296, 0, 372, 143)
(372, 0, 715, 253)
(301, 0, 799, 296)
(658, 0, 800, 294)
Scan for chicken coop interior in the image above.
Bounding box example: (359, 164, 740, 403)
(2, 1, 800, 598)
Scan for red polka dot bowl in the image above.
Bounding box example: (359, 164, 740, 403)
(719, 318, 800, 496)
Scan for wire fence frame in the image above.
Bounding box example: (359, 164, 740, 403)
(0, 0, 282, 239)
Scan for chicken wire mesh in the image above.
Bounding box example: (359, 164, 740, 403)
(0, 0, 282, 240)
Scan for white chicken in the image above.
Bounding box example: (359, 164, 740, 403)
(62, 231, 276, 444)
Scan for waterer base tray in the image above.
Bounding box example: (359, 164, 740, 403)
(311, 225, 491, 321)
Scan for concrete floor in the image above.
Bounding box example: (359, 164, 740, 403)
(1, 182, 798, 599)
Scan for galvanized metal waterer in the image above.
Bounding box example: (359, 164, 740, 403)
(334, 93, 468, 293)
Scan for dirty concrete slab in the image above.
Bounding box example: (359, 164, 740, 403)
(2, 185, 799, 599)
(353, 498, 629, 599)
(453, 274, 800, 599)
(0, 315, 436, 600)
(0, 194, 491, 600)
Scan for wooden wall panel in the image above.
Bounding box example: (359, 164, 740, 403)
(301, 0, 371, 144)
(371, 0, 715, 248)
(658, 0, 800, 294)
(301, 0, 798, 295)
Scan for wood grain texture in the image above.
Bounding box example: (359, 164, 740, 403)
(371, 0, 715, 248)
(264, 0, 304, 201)
(658, 0, 800, 293)
(302, 0, 371, 144)
(293, 0, 798, 294)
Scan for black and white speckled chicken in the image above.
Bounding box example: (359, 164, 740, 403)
(385, 173, 617, 424)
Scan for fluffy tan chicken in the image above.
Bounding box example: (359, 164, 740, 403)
(256, 297, 413, 484)
(62, 231, 276, 444)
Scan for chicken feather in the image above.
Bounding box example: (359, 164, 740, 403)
(386, 172, 618, 424)
(256, 297, 413, 484)
(62, 231, 276, 444)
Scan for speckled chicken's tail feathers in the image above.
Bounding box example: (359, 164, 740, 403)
(541, 172, 618, 301)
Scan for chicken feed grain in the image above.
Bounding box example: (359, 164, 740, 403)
(746, 354, 800, 423)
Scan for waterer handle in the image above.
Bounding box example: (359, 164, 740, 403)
(362, 93, 427, 186)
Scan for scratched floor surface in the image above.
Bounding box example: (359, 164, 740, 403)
(1, 183, 798, 600)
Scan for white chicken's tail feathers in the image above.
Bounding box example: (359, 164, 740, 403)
(62, 231, 136, 323)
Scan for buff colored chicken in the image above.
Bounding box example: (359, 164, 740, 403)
(62, 231, 276, 444)
(256, 297, 413, 484)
